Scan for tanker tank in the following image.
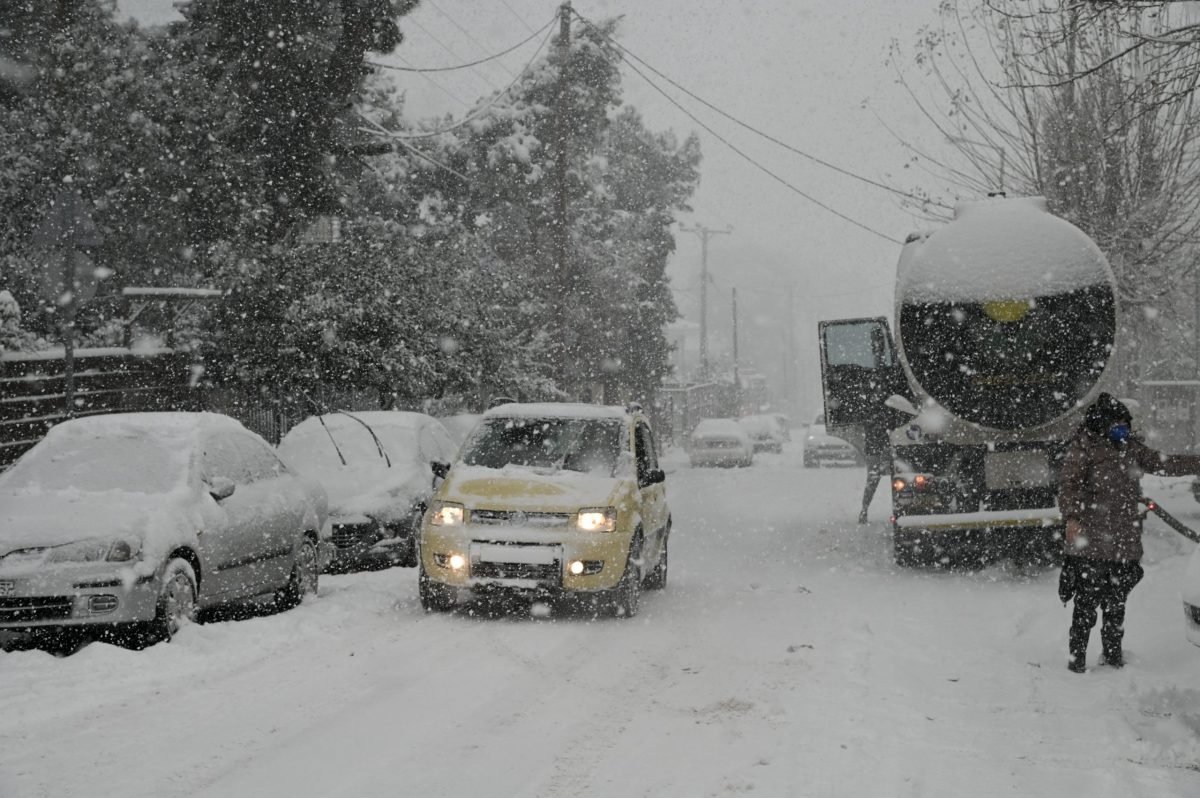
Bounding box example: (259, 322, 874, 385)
(895, 196, 1117, 432)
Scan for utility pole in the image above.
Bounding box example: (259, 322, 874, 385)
(679, 223, 732, 382)
(553, 2, 572, 386)
(731, 286, 740, 412)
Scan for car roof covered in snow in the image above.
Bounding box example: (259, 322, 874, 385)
(43, 411, 244, 443)
(483, 402, 631, 421)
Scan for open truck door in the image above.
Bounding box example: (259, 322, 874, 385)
(818, 318, 910, 450)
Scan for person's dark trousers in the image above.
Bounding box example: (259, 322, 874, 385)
(859, 459, 888, 523)
(1068, 559, 1144, 668)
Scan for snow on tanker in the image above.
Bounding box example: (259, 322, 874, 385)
(818, 196, 1118, 566)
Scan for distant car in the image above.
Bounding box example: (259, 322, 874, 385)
(803, 413, 862, 468)
(0, 412, 330, 651)
(689, 418, 754, 467)
(418, 402, 671, 616)
(738, 414, 787, 454)
(1184, 544, 1200, 647)
(278, 411, 458, 571)
(438, 413, 483, 448)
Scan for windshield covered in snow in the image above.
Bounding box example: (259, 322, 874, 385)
(1, 434, 187, 494)
(279, 417, 418, 471)
(461, 417, 624, 475)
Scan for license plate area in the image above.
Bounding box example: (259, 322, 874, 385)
(985, 450, 1051, 490)
(0, 580, 15, 598)
(470, 542, 562, 584)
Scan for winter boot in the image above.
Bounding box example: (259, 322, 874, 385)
(1067, 655, 1086, 673)
(858, 509, 868, 525)
(1100, 648, 1124, 668)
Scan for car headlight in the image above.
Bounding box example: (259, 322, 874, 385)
(576, 507, 617, 533)
(429, 501, 465, 527)
(44, 538, 142, 564)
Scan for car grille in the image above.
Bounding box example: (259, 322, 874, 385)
(471, 509, 571, 528)
(332, 522, 379, 549)
(0, 596, 73, 623)
(472, 560, 561, 582)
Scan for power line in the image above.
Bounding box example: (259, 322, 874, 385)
(426, 0, 519, 78)
(592, 32, 901, 244)
(368, 17, 553, 73)
(571, 10, 948, 213)
(405, 14, 502, 91)
(499, 0, 538, 34)
(388, 51, 472, 107)
(359, 24, 554, 142)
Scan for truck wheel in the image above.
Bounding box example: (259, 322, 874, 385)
(610, 535, 643, 617)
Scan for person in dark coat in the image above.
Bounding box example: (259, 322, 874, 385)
(1057, 392, 1200, 673)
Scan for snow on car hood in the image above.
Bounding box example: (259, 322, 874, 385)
(293, 462, 426, 523)
(0, 487, 206, 575)
(805, 426, 851, 447)
(440, 464, 621, 510)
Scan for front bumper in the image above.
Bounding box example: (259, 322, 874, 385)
(329, 518, 412, 566)
(421, 525, 630, 594)
(0, 563, 160, 631)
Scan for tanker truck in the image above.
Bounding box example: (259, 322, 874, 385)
(818, 196, 1118, 566)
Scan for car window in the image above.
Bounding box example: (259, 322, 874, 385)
(201, 431, 252, 484)
(235, 433, 286, 483)
(635, 422, 659, 481)
(462, 417, 623, 475)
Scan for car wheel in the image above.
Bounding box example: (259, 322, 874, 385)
(611, 535, 643, 618)
(643, 526, 669, 590)
(398, 509, 423, 568)
(154, 557, 198, 642)
(419, 566, 455, 612)
(276, 536, 319, 610)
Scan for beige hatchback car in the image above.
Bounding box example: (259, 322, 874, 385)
(419, 403, 671, 617)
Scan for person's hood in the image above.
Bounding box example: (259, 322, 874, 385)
(0, 489, 197, 561)
(439, 464, 622, 511)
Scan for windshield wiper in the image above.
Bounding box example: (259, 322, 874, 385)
(336, 410, 392, 467)
(300, 390, 347, 466)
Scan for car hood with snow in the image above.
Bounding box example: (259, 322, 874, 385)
(437, 464, 622, 512)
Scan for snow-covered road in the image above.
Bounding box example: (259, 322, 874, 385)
(2, 442, 1198, 798)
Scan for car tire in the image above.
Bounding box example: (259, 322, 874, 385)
(397, 509, 423, 568)
(644, 525, 669, 590)
(803, 454, 817, 468)
(610, 535, 643, 618)
(419, 566, 455, 612)
(276, 536, 319, 610)
(152, 557, 198, 643)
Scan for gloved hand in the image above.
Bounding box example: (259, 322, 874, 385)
(1058, 556, 1080, 604)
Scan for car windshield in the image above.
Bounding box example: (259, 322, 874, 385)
(461, 417, 623, 475)
(1, 433, 187, 494)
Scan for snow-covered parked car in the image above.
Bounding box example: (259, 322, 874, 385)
(689, 418, 754, 467)
(0, 412, 330, 650)
(438, 412, 483, 448)
(278, 411, 458, 571)
(1184, 544, 1200, 647)
(738, 414, 787, 454)
(802, 413, 862, 468)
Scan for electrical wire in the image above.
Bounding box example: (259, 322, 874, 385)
(426, 0, 519, 78)
(499, 0, 538, 34)
(571, 10, 949, 212)
(359, 24, 554, 142)
(597, 37, 902, 243)
(368, 17, 552, 73)
(405, 14, 502, 91)
(386, 51, 472, 107)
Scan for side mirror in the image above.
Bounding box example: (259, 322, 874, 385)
(431, 461, 451, 480)
(208, 476, 236, 502)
